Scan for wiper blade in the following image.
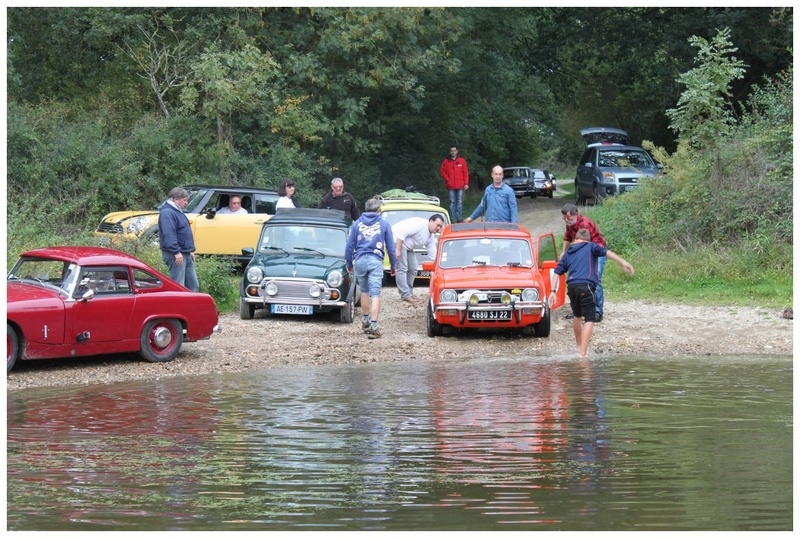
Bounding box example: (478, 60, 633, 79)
(294, 247, 324, 257)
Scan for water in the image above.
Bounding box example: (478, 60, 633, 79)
(7, 355, 792, 531)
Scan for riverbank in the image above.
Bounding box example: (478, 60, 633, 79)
(7, 195, 793, 391)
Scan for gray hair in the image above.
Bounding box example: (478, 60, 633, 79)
(331, 177, 344, 186)
(168, 187, 190, 200)
(364, 197, 381, 213)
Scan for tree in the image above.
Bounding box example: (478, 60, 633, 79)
(666, 28, 746, 150)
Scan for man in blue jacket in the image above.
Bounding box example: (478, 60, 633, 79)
(345, 197, 397, 339)
(465, 165, 518, 223)
(549, 229, 634, 358)
(158, 186, 199, 292)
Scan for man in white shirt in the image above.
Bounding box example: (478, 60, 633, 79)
(391, 215, 445, 304)
(216, 195, 248, 214)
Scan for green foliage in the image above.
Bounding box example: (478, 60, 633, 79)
(666, 28, 746, 150)
(602, 242, 791, 308)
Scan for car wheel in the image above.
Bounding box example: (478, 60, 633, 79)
(7, 324, 19, 373)
(140, 225, 160, 248)
(575, 180, 586, 205)
(593, 184, 604, 204)
(426, 302, 443, 337)
(139, 319, 183, 362)
(533, 304, 551, 338)
(339, 297, 355, 323)
(240, 298, 255, 320)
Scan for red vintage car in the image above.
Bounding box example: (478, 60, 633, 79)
(422, 223, 566, 337)
(6, 246, 220, 373)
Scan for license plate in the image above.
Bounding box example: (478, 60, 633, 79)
(468, 310, 511, 321)
(271, 304, 313, 315)
(416, 270, 432, 277)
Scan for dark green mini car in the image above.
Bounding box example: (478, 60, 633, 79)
(239, 208, 358, 322)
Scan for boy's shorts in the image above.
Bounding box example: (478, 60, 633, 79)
(567, 282, 597, 322)
(354, 255, 384, 297)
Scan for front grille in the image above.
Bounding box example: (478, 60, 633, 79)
(617, 176, 640, 184)
(456, 289, 513, 304)
(97, 222, 124, 234)
(263, 279, 330, 300)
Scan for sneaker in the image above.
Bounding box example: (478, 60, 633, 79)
(366, 327, 382, 339)
(362, 318, 371, 331)
(595, 315, 603, 323)
(402, 296, 420, 305)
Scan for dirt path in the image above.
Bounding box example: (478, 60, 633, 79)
(7, 191, 793, 390)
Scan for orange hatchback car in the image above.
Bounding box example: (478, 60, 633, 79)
(421, 222, 565, 337)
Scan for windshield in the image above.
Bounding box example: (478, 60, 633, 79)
(258, 224, 347, 256)
(381, 209, 449, 227)
(598, 149, 655, 168)
(439, 237, 533, 269)
(8, 257, 78, 295)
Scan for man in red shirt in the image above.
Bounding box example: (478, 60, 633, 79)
(440, 146, 469, 222)
(560, 203, 608, 322)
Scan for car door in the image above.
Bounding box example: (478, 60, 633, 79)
(576, 148, 596, 194)
(534, 233, 565, 309)
(68, 266, 134, 343)
(190, 209, 272, 255)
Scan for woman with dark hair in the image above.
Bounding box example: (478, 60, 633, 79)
(276, 178, 301, 208)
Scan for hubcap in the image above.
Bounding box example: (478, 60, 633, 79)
(152, 326, 173, 350)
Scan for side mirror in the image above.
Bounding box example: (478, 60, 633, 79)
(204, 208, 217, 220)
(242, 247, 254, 256)
(79, 288, 95, 302)
(584, 163, 593, 168)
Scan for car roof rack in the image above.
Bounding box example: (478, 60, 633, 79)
(376, 189, 440, 206)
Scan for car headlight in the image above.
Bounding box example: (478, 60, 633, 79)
(602, 171, 616, 181)
(326, 270, 343, 288)
(309, 284, 323, 298)
(521, 288, 539, 302)
(440, 289, 457, 303)
(500, 292, 512, 305)
(126, 216, 151, 234)
(246, 267, 264, 284)
(469, 293, 480, 305)
(265, 281, 278, 296)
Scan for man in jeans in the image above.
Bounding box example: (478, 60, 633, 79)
(345, 198, 397, 339)
(159, 186, 199, 292)
(440, 146, 469, 222)
(392, 214, 445, 304)
(560, 203, 607, 321)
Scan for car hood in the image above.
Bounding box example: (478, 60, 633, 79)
(581, 127, 628, 146)
(99, 210, 160, 224)
(437, 266, 540, 289)
(7, 282, 65, 309)
(256, 254, 346, 278)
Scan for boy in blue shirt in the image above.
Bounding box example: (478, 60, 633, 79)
(345, 197, 397, 339)
(549, 228, 634, 357)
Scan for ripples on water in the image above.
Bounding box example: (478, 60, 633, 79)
(7, 355, 792, 531)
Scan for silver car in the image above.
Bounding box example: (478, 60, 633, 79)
(575, 127, 662, 204)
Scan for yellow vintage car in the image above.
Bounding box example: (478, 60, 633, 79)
(93, 185, 279, 264)
(377, 190, 451, 279)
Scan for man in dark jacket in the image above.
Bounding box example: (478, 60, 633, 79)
(439, 146, 469, 222)
(549, 229, 634, 358)
(159, 186, 199, 292)
(318, 177, 360, 220)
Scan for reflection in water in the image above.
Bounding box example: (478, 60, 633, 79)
(7, 355, 792, 531)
